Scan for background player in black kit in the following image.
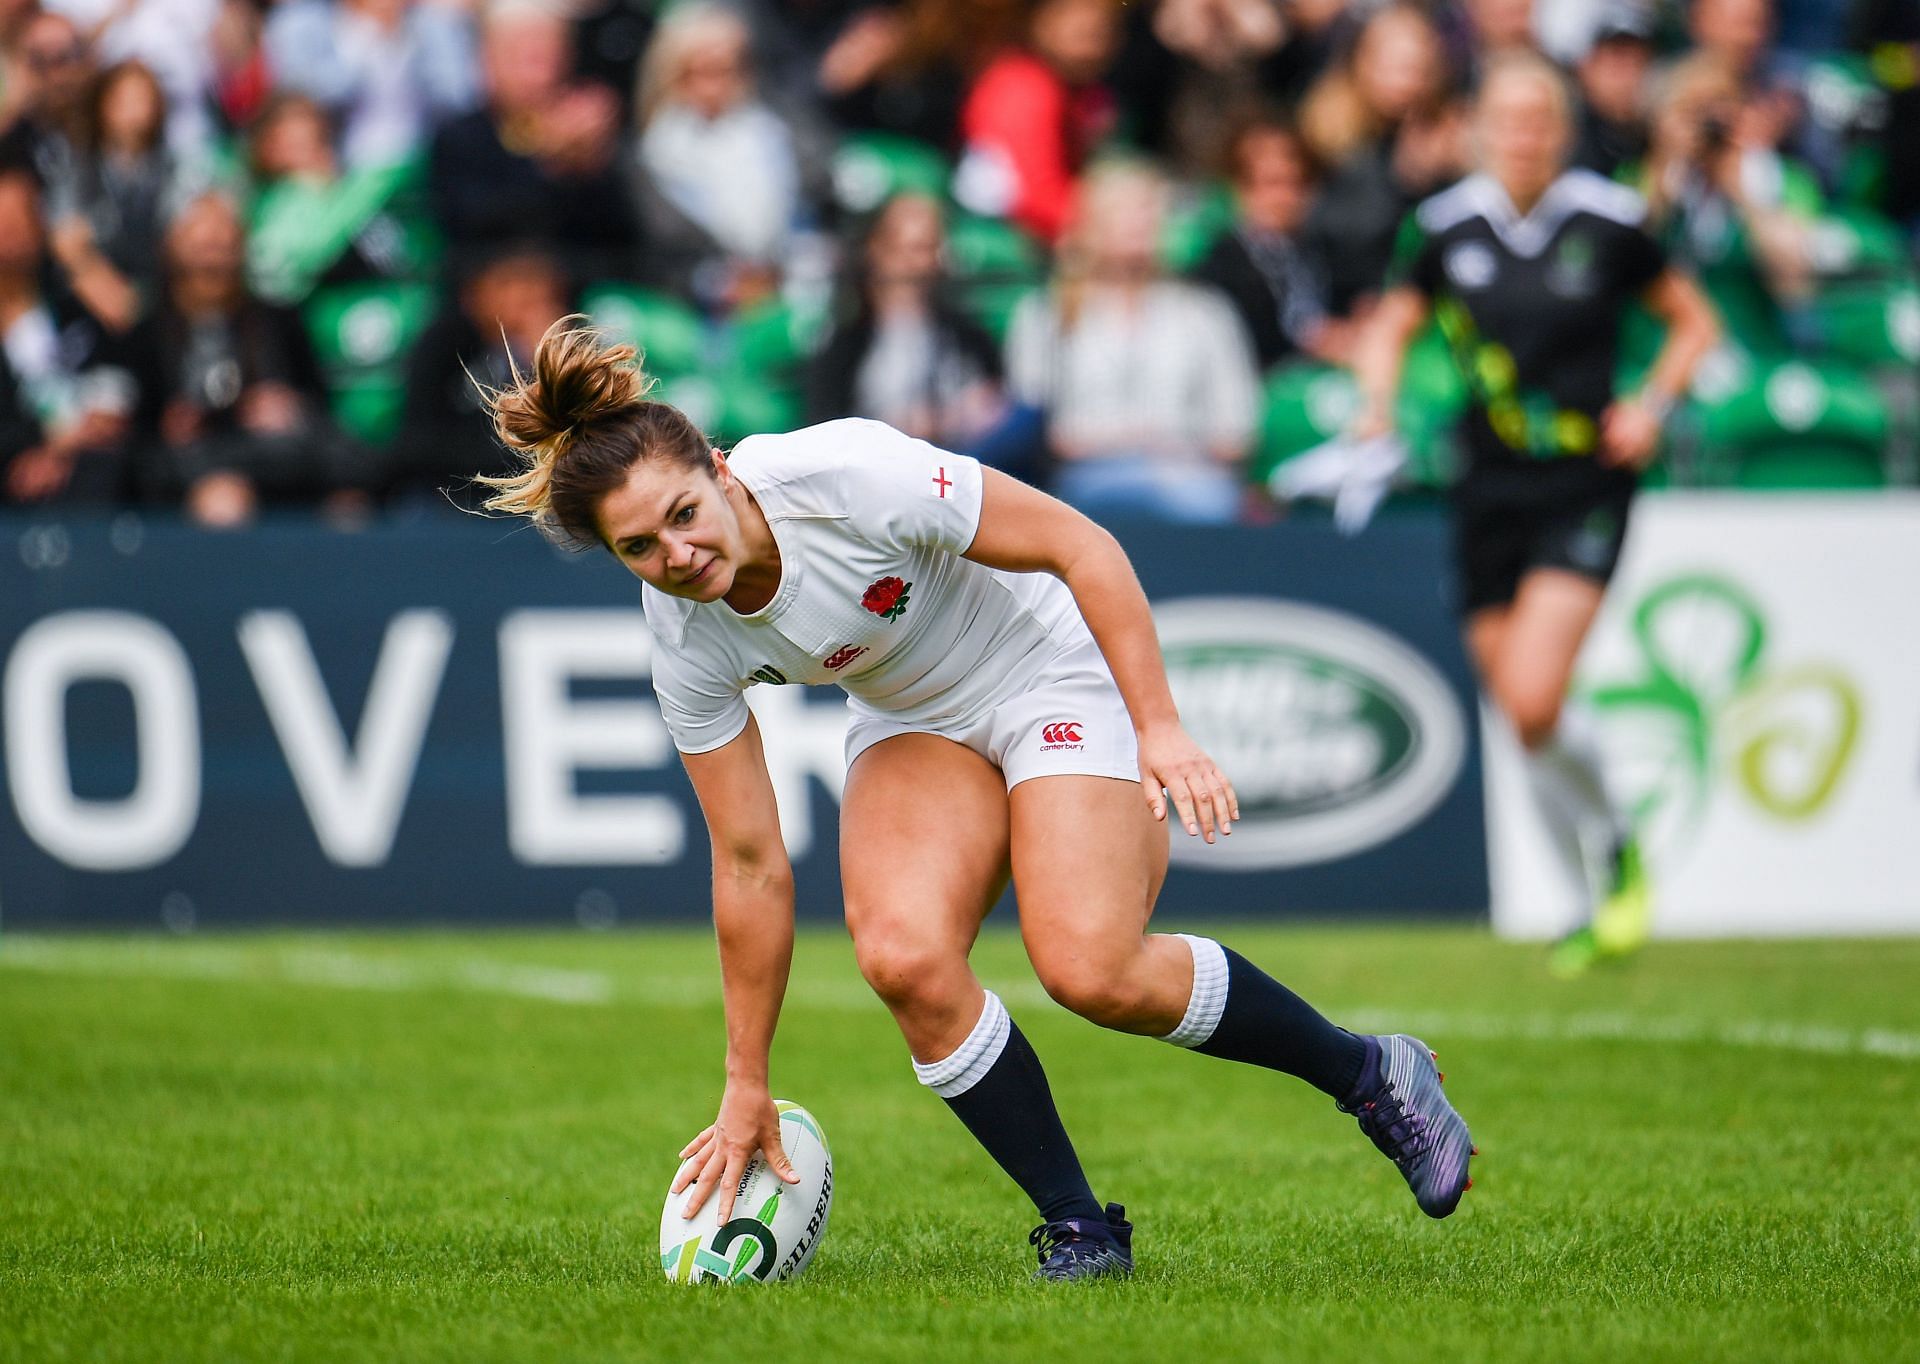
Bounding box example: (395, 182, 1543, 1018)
(1351, 53, 1721, 976)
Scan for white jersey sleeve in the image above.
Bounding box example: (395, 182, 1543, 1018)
(831, 418, 985, 556)
(648, 611, 751, 756)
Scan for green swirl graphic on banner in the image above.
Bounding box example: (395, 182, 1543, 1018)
(1582, 575, 1861, 849)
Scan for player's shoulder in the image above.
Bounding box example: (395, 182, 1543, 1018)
(1414, 174, 1498, 237)
(1552, 168, 1650, 230)
(736, 417, 943, 513)
(728, 419, 898, 521)
(1413, 170, 1649, 238)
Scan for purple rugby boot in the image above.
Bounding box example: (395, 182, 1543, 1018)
(1339, 1034, 1477, 1218)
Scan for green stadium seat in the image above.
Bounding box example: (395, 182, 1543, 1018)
(707, 301, 822, 446)
(1804, 55, 1893, 210)
(1732, 443, 1888, 488)
(1254, 323, 1470, 490)
(302, 282, 437, 444)
(1253, 362, 1355, 485)
(713, 370, 803, 446)
(946, 213, 1046, 342)
(581, 284, 707, 379)
(1160, 183, 1235, 274)
(1807, 208, 1911, 281)
(730, 298, 830, 375)
(1696, 359, 1890, 486)
(1809, 281, 1920, 369)
(831, 133, 951, 215)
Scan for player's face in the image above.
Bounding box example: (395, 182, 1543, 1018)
(1478, 71, 1567, 204)
(598, 452, 744, 602)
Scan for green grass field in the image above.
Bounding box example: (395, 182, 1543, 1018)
(3, 923, 1917, 1363)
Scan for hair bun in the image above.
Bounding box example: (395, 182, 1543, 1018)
(490, 315, 654, 453)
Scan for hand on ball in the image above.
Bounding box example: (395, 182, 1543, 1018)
(672, 1080, 801, 1222)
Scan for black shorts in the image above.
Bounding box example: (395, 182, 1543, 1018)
(1450, 459, 1637, 616)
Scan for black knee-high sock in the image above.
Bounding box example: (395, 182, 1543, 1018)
(1189, 944, 1369, 1100)
(935, 1016, 1103, 1225)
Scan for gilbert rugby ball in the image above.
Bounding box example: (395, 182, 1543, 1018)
(657, 1101, 833, 1284)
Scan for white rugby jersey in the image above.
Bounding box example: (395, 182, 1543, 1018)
(644, 418, 1096, 754)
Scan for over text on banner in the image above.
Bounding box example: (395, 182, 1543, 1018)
(0, 515, 1485, 929)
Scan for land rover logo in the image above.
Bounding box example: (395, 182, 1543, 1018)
(1156, 599, 1467, 869)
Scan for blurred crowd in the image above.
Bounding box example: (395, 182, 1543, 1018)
(0, 0, 1914, 527)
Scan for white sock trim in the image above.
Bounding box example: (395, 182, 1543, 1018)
(911, 990, 1011, 1098)
(1159, 934, 1230, 1048)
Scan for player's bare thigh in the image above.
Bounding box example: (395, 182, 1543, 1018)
(840, 732, 1011, 1060)
(1007, 774, 1191, 1036)
(1469, 568, 1606, 748)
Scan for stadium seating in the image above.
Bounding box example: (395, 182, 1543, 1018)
(1254, 362, 1354, 486)
(711, 371, 802, 445)
(1694, 358, 1892, 487)
(946, 213, 1045, 342)
(1803, 54, 1895, 211)
(1808, 208, 1912, 281)
(302, 282, 438, 445)
(1160, 184, 1235, 274)
(715, 299, 823, 443)
(1253, 325, 1466, 491)
(731, 298, 830, 376)
(830, 132, 952, 216)
(1808, 280, 1920, 369)
(581, 284, 708, 379)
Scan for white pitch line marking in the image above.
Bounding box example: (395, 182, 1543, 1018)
(1339, 1008, 1920, 1063)
(4, 938, 1918, 1062)
(0, 937, 613, 1006)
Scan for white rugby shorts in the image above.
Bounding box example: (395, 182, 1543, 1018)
(842, 639, 1140, 791)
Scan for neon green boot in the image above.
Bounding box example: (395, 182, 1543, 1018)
(1591, 837, 1653, 959)
(1547, 925, 1600, 979)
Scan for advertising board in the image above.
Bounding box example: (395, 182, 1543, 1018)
(0, 514, 1486, 929)
(1487, 493, 1920, 938)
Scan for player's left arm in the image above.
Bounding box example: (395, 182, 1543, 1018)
(962, 468, 1238, 843)
(1603, 270, 1721, 469)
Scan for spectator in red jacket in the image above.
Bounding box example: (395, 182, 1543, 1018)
(954, 0, 1121, 244)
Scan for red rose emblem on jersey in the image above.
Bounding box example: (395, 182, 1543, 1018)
(862, 575, 912, 621)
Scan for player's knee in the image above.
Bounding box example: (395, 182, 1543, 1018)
(853, 929, 962, 1014)
(1493, 678, 1563, 751)
(1033, 950, 1151, 1030)
(1511, 701, 1564, 751)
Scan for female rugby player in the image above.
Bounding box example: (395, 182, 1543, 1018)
(1352, 53, 1719, 975)
(478, 322, 1475, 1280)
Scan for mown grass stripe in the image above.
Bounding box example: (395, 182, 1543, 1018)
(5, 937, 1916, 1062)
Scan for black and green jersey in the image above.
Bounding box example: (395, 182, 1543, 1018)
(1390, 169, 1668, 468)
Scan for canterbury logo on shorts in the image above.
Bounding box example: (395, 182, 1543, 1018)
(823, 644, 868, 671)
(1039, 721, 1085, 750)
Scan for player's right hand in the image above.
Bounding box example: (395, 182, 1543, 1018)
(1346, 404, 1395, 443)
(1600, 397, 1662, 469)
(671, 1079, 800, 1222)
(1138, 719, 1240, 844)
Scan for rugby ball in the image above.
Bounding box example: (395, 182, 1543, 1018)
(657, 1100, 833, 1284)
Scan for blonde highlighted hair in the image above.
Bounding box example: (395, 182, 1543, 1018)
(634, 2, 754, 127)
(474, 316, 713, 549)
